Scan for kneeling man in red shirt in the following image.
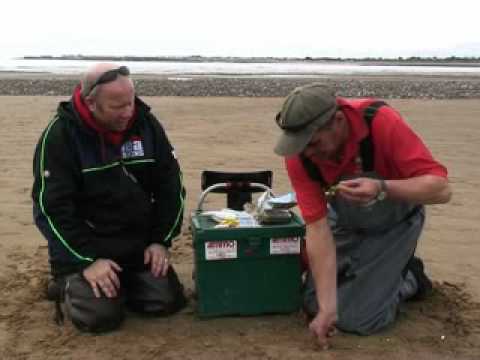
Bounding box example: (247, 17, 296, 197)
(274, 83, 451, 348)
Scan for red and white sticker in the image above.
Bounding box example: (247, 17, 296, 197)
(270, 237, 301, 255)
(205, 240, 238, 260)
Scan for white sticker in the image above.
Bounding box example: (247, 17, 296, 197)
(270, 237, 301, 255)
(205, 240, 237, 260)
(121, 140, 144, 158)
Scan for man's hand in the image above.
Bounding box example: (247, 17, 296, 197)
(336, 177, 381, 205)
(144, 243, 170, 277)
(82, 259, 122, 298)
(309, 310, 337, 350)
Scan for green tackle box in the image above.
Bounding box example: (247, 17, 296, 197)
(191, 210, 305, 318)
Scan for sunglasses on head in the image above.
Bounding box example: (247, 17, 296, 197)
(84, 66, 130, 96)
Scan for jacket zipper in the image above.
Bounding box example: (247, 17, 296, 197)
(121, 160, 138, 183)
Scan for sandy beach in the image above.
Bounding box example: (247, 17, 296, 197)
(0, 75, 479, 359)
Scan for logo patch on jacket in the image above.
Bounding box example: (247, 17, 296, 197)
(121, 138, 144, 158)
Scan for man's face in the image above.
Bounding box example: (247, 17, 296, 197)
(303, 110, 348, 161)
(88, 77, 135, 132)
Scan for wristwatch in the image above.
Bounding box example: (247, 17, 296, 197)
(375, 179, 388, 201)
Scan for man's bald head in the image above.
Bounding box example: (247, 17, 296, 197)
(81, 63, 136, 132)
(81, 63, 133, 98)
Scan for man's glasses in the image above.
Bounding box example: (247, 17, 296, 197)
(84, 66, 130, 96)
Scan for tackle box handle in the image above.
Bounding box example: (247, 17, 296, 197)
(196, 182, 273, 213)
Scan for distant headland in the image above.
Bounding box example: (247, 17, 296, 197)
(20, 55, 480, 67)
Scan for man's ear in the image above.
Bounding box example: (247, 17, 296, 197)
(336, 111, 346, 125)
(84, 96, 96, 113)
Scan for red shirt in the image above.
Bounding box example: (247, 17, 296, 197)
(286, 98, 448, 224)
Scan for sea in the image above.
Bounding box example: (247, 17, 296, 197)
(1, 57, 480, 77)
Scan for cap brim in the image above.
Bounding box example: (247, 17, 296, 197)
(274, 106, 337, 157)
(274, 125, 316, 156)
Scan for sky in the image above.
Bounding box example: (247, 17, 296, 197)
(2, 0, 480, 59)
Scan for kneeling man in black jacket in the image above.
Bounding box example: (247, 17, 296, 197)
(32, 63, 187, 333)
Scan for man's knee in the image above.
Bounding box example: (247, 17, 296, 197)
(65, 273, 125, 333)
(126, 267, 187, 316)
(302, 271, 399, 335)
(336, 304, 398, 335)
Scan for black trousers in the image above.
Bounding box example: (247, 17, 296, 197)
(63, 267, 186, 333)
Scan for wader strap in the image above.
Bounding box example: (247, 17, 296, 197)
(300, 154, 328, 188)
(359, 101, 387, 172)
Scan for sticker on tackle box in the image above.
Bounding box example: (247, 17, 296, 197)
(270, 237, 301, 255)
(205, 240, 238, 260)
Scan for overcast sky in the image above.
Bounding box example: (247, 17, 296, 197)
(2, 0, 479, 58)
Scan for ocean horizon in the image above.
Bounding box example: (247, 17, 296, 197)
(2, 58, 480, 77)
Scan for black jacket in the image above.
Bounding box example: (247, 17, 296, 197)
(32, 97, 185, 276)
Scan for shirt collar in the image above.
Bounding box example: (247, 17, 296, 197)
(337, 97, 369, 143)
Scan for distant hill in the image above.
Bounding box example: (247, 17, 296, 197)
(21, 55, 480, 65)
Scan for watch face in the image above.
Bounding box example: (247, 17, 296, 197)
(376, 179, 387, 201)
(377, 191, 386, 201)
